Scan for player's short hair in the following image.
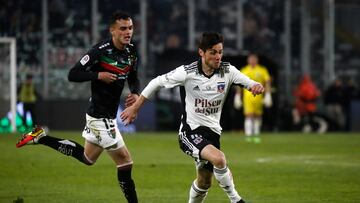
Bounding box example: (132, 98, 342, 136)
(110, 11, 132, 26)
(198, 32, 224, 51)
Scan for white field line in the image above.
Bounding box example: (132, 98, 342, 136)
(255, 155, 360, 167)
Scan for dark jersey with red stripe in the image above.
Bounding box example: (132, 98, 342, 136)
(68, 38, 140, 119)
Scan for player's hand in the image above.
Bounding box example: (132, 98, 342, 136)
(233, 93, 242, 110)
(263, 92, 273, 108)
(125, 94, 139, 108)
(98, 72, 117, 84)
(120, 106, 138, 125)
(250, 84, 265, 96)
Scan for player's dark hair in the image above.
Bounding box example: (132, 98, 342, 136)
(198, 32, 224, 51)
(110, 11, 132, 26)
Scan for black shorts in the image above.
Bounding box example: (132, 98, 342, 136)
(178, 126, 220, 172)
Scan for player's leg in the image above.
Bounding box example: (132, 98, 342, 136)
(252, 100, 264, 143)
(179, 128, 245, 203)
(107, 145, 137, 203)
(22, 103, 31, 128)
(27, 103, 37, 126)
(102, 117, 137, 203)
(244, 115, 253, 142)
(16, 126, 96, 165)
(243, 97, 255, 141)
(201, 145, 245, 203)
(178, 131, 212, 203)
(188, 165, 212, 203)
(82, 114, 137, 202)
(83, 140, 103, 164)
(253, 116, 262, 135)
(243, 94, 255, 141)
(253, 115, 262, 144)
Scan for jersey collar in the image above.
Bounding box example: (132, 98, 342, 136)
(197, 58, 222, 79)
(110, 38, 129, 53)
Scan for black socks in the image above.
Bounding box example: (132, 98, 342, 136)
(38, 135, 137, 202)
(38, 136, 92, 165)
(118, 164, 138, 203)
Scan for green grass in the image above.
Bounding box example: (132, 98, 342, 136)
(1, 131, 360, 203)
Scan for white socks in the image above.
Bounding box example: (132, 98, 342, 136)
(244, 118, 252, 136)
(188, 180, 208, 203)
(213, 166, 241, 203)
(253, 118, 262, 135)
(244, 117, 262, 136)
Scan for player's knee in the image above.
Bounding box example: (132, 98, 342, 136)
(83, 154, 96, 166)
(197, 178, 212, 189)
(109, 145, 132, 163)
(212, 151, 227, 168)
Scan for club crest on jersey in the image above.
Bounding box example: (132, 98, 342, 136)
(80, 55, 90, 65)
(217, 82, 225, 93)
(108, 128, 116, 139)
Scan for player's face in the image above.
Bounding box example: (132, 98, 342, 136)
(110, 19, 133, 50)
(200, 43, 223, 70)
(248, 55, 258, 66)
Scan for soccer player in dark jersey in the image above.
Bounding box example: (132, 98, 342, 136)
(16, 11, 139, 203)
(121, 32, 264, 203)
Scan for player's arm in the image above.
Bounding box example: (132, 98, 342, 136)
(263, 68, 272, 107)
(125, 60, 140, 107)
(231, 66, 264, 95)
(262, 67, 272, 94)
(233, 67, 245, 109)
(121, 66, 186, 124)
(120, 95, 147, 125)
(233, 86, 243, 109)
(120, 76, 163, 125)
(68, 47, 99, 82)
(249, 83, 265, 95)
(127, 68, 140, 94)
(127, 50, 140, 94)
(68, 46, 116, 83)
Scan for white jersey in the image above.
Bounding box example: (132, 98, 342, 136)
(141, 60, 258, 135)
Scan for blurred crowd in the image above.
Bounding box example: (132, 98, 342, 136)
(0, 0, 283, 94)
(292, 75, 359, 132)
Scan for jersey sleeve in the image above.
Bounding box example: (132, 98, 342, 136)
(229, 65, 258, 90)
(127, 69, 140, 94)
(141, 65, 186, 99)
(127, 49, 140, 94)
(68, 46, 100, 82)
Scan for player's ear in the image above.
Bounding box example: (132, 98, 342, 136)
(109, 25, 115, 35)
(198, 48, 204, 57)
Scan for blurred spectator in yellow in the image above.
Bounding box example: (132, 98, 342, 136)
(17, 73, 40, 128)
(234, 53, 272, 143)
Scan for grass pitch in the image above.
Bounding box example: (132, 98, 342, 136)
(1, 131, 359, 203)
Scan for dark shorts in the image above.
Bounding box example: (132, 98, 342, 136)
(178, 126, 220, 172)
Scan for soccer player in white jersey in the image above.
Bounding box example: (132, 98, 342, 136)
(121, 32, 264, 203)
